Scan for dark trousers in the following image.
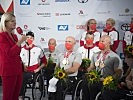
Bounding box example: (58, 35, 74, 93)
(82, 79, 90, 100)
(19, 72, 35, 96)
(2, 74, 22, 100)
(101, 88, 133, 100)
(89, 82, 102, 100)
(48, 76, 77, 100)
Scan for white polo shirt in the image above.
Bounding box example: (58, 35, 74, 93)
(101, 30, 119, 45)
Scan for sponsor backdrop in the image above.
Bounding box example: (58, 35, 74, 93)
(1, 0, 133, 54)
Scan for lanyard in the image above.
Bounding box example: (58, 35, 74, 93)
(64, 51, 72, 58)
(97, 50, 110, 61)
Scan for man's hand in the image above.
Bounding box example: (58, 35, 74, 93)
(24, 65, 27, 72)
(34, 67, 41, 73)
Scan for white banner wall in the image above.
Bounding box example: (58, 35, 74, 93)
(14, 0, 133, 52)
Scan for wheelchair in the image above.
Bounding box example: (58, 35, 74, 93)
(95, 90, 133, 100)
(23, 70, 45, 100)
(48, 75, 84, 100)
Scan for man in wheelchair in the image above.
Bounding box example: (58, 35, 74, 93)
(48, 36, 82, 100)
(87, 35, 122, 100)
(44, 38, 60, 89)
(19, 31, 47, 99)
(101, 49, 133, 100)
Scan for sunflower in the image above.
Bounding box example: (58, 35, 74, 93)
(57, 71, 66, 79)
(124, 45, 133, 55)
(86, 69, 100, 85)
(103, 76, 117, 90)
(127, 45, 133, 54)
(54, 67, 67, 80)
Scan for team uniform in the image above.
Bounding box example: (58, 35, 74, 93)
(80, 31, 101, 46)
(89, 50, 122, 100)
(77, 44, 100, 100)
(48, 51, 82, 100)
(45, 49, 60, 87)
(45, 49, 60, 65)
(20, 44, 47, 96)
(101, 28, 119, 52)
(77, 44, 100, 60)
(57, 51, 82, 76)
(124, 30, 133, 46)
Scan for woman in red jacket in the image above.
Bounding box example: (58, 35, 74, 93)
(0, 12, 27, 100)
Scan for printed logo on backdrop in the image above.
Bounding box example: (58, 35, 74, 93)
(97, 25, 105, 30)
(78, 0, 88, 3)
(40, 37, 47, 43)
(97, 0, 112, 1)
(58, 25, 68, 31)
(76, 25, 86, 30)
(38, 26, 51, 31)
(18, 25, 31, 34)
(24, 25, 28, 29)
(97, 11, 111, 15)
(37, 0, 50, 5)
(78, 10, 88, 16)
(55, 13, 71, 16)
(119, 8, 133, 16)
(36, 12, 51, 17)
(20, 0, 30, 5)
(55, 0, 70, 2)
(121, 23, 130, 31)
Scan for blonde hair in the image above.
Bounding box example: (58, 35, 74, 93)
(0, 12, 15, 32)
(86, 19, 96, 30)
(106, 18, 115, 26)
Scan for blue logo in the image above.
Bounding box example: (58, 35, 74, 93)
(20, 0, 30, 5)
(58, 25, 68, 31)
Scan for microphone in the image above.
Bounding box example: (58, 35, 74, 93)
(16, 27, 23, 35)
(16, 27, 29, 45)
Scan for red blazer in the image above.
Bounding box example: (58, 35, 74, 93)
(0, 32, 23, 76)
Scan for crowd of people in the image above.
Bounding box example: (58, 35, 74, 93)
(0, 12, 133, 100)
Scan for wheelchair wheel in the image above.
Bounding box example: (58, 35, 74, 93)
(95, 92, 101, 100)
(73, 80, 83, 100)
(32, 73, 44, 100)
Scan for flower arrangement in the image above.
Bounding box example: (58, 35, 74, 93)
(124, 45, 133, 55)
(46, 57, 56, 68)
(80, 58, 91, 70)
(103, 76, 118, 90)
(86, 69, 100, 85)
(54, 67, 67, 80)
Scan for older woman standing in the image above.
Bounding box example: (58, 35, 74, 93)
(0, 12, 27, 100)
